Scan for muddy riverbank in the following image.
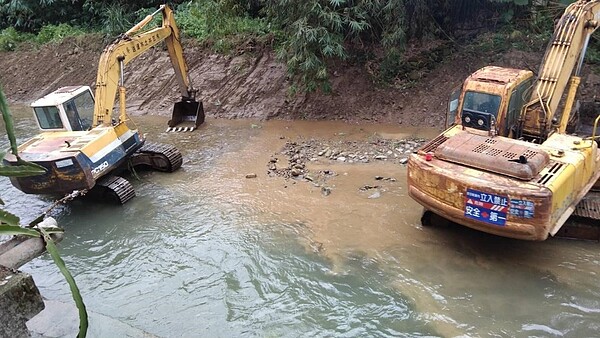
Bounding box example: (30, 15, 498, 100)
(5, 36, 600, 128)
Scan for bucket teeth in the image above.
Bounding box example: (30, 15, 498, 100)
(166, 127, 195, 132)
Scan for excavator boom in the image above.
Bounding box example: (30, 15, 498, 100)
(520, 0, 600, 141)
(93, 4, 204, 131)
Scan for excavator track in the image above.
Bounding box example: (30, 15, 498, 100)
(555, 192, 600, 241)
(572, 194, 600, 220)
(133, 142, 183, 173)
(95, 175, 135, 205)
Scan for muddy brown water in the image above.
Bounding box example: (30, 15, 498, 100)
(2, 106, 600, 337)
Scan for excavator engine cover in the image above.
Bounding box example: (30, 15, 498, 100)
(167, 99, 205, 132)
(434, 131, 550, 180)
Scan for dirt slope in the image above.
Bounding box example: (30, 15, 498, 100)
(1, 36, 599, 127)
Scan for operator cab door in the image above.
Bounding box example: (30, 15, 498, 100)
(63, 89, 94, 131)
(505, 78, 533, 138)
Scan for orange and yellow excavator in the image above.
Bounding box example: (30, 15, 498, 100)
(3, 4, 204, 204)
(408, 0, 600, 240)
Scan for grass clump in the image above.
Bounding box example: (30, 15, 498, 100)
(176, 1, 270, 53)
(36, 24, 87, 44)
(0, 27, 33, 51)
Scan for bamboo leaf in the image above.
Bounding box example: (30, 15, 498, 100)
(329, 0, 345, 8)
(0, 225, 40, 237)
(0, 164, 47, 177)
(0, 209, 20, 226)
(38, 227, 88, 338)
(17, 159, 47, 172)
(0, 83, 19, 158)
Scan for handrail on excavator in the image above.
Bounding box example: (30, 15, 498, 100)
(586, 114, 600, 146)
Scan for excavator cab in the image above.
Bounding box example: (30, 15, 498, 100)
(167, 97, 205, 132)
(449, 67, 534, 138)
(31, 86, 95, 132)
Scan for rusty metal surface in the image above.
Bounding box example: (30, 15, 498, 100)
(4, 153, 94, 195)
(469, 66, 530, 85)
(420, 134, 448, 154)
(435, 130, 550, 180)
(407, 151, 554, 241)
(409, 185, 545, 240)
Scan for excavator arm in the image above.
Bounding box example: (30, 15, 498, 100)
(520, 0, 600, 140)
(92, 4, 197, 127)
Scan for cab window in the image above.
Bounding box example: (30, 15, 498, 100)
(463, 91, 501, 117)
(34, 106, 63, 129)
(506, 79, 533, 136)
(446, 87, 461, 128)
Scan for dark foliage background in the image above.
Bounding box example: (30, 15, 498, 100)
(0, 0, 581, 91)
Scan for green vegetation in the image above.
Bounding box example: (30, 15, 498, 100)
(0, 27, 33, 51)
(0, 23, 86, 51)
(175, 1, 270, 53)
(0, 84, 88, 338)
(36, 24, 87, 44)
(0, 0, 585, 91)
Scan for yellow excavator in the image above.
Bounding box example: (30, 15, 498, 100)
(408, 0, 600, 241)
(3, 4, 204, 204)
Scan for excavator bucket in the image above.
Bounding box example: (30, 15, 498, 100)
(166, 99, 205, 132)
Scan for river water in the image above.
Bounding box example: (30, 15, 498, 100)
(2, 107, 600, 337)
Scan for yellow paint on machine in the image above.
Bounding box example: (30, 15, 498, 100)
(79, 127, 120, 161)
(541, 133, 600, 227)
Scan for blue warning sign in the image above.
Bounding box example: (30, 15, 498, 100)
(509, 198, 535, 218)
(464, 189, 508, 226)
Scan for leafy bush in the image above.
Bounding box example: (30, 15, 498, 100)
(0, 27, 33, 51)
(100, 4, 134, 36)
(175, 1, 269, 52)
(36, 24, 86, 44)
(265, 0, 370, 93)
